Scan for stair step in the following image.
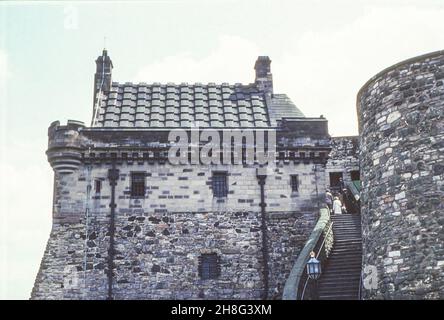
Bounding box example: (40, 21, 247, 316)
(334, 226, 361, 228)
(327, 259, 362, 263)
(328, 260, 362, 263)
(319, 280, 359, 285)
(319, 289, 359, 295)
(330, 250, 362, 254)
(333, 222, 360, 225)
(326, 262, 362, 266)
(332, 222, 361, 225)
(319, 277, 359, 287)
(319, 295, 358, 300)
(334, 235, 361, 237)
(320, 285, 360, 289)
(327, 256, 362, 261)
(326, 264, 361, 269)
(321, 271, 361, 281)
(328, 247, 362, 255)
(325, 262, 361, 272)
(330, 247, 362, 252)
(324, 271, 361, 276)
(326, 267, 361, 272)
(331, 249, 362, 254)
(331, 250, 362, 255)
(324, 265, 361, 270)
(318, 286, 359, 292)
(333, 242, 362, 245)
(320, 275, 360, 281)
(319, 287, 360, 292)
(318, 281, 359, 292)
(330, 247, 362, 255)
(321, 269, 361, 275)
(329, 255, 362, 259)
(333, 245, 362, 249)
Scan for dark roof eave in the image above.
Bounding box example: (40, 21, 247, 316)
(83, 126, 282, 132)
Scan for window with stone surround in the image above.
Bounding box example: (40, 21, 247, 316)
(94, 180, 101, 193)
(198, 253, 220, 280)
(131, 172, 146, 197)
(212, 171, 228, 198)
(290, 174, 299, 192)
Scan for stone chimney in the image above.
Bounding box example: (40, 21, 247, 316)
(93, 49, 113, 107)
(254, 56, 273, 95)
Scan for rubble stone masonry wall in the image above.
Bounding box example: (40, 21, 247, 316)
(32, 161, 323, 299)
(326, 136, 359, 189)
(358, 50, 444, 299)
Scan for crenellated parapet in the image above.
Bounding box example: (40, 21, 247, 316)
(47, 120, 86, 174)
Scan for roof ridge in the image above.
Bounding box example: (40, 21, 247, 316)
(111, 81, 259, 88)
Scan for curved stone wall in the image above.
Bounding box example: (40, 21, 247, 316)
(357, 50, 444, 299)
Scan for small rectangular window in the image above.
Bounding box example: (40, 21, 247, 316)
(212, 172, 228, 198)
(94, 180, 101, 193)
(131, 172, 146, 197)
(198, 253, 220, 280)
(290, 174, 299, 192)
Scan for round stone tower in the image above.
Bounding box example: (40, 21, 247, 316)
(357, 50, 444, 299)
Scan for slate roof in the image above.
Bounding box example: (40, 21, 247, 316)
(93, 82, 304, 128)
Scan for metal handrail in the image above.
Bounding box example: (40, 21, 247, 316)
(300, 221, 334, 300)
(282, 208, 331, 300)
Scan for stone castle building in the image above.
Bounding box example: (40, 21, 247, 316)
(32, 49, 444, 300)
(31, 51, 331, 299)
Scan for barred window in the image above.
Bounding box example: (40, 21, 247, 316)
(94, 180, 101, 193)
(131, 172, 145, 197)
(212, 172, 228, 198)
(290, 174, 299, 192)
(198, 253, 221, 280)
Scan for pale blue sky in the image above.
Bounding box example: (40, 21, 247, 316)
(1, 0, 443, 299)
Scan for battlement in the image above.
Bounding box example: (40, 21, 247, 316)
(47, 120, 86, 174)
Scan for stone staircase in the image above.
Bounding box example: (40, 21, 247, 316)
(318, 214, 362, 300)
